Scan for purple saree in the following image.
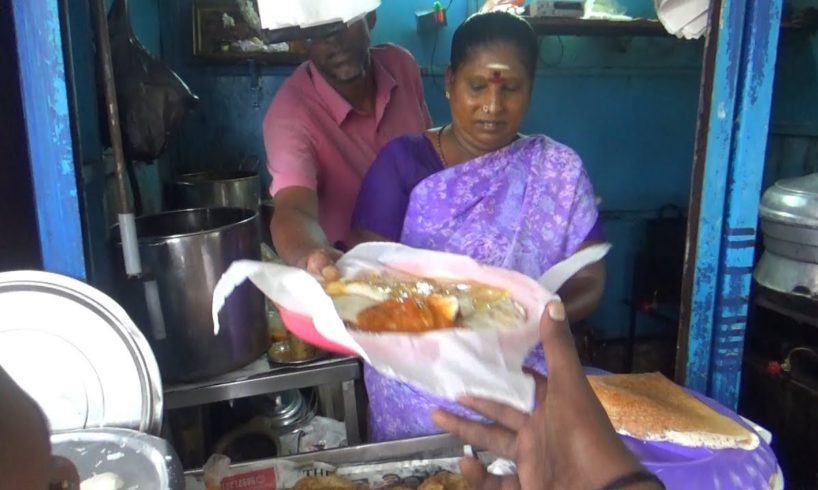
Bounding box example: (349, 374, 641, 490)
(352, 134, 600, 441)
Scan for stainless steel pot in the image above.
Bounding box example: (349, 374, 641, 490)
(113, 208, 268, 382)
(755, 173, 818, 299)
(171, 171, 260, 211)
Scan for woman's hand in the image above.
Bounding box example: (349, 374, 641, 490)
(559, 241, 606, 324)
(432, 301, 652, 490)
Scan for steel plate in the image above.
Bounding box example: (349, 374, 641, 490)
(0, 271, 163, 434)
(52, 428, 184, 490)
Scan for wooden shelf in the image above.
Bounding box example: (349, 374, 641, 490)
(523, 13, 818, 38)
(524, 17, 669, 37)
(194, 51, 305, 65)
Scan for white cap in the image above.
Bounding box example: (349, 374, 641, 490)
(257, 0, 381, 31)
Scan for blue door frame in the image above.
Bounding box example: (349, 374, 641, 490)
(678, 0, 782, 409)
(11, 0, 87, 281)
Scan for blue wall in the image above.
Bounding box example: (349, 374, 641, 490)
(152, 0, 703, 338)
(765, 24, 818, 188)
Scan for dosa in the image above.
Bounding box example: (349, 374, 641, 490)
(588, 372, 759, 450)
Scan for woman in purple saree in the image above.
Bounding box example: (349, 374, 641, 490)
(350, 12, 605, 442)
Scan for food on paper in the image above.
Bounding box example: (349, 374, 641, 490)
(588, 372, 759, 450)
(324, 273, 525, 334)
(355, 295, 459, 333)
(292, 474, 360, 490)
(418, 472, 471, 490)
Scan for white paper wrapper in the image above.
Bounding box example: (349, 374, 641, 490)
(213, 242, 609, 412)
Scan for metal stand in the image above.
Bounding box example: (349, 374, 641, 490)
(163, 356, 366, 445)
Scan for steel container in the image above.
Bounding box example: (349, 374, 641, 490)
(52, 429, 185, 490)
(171, 170, 260, 211)
(756, 173, 818, 299)
(113, 207, 268, 383)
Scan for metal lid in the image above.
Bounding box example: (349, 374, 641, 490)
(0, 271, 163, 434)
(760, 173, 818, 228)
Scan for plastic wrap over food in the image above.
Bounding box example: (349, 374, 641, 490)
(213, 243, 609, 412)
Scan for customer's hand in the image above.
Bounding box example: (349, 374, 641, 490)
(432, 300, 650, 490)
(0, 366, 80, 490)
(303, 247, 342, 281)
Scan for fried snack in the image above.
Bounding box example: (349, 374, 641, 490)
(588, 372, 759, 450)
(325, 273, 524, 333)
(292, 474, 359, 490)
(355, 295, 459, 333)
(418, 472, 470, 490)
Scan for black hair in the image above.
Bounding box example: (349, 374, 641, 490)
(450, 11, 539, 79)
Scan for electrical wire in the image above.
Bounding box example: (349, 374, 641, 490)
(429, 0, 456, 95)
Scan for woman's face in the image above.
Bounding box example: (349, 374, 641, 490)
(446, 42, 533, 154)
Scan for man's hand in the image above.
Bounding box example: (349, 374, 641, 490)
(433, 300, 652, 490)
(304, 247, 342, 280)
(271, 187, 341, 280)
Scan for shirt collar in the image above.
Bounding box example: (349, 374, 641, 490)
(372, 55, 397, 126)
(308, 53, 398, 126)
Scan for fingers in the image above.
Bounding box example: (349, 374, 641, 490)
(459, 457, 513, 490)
(432, 410, 518, 459)
(49, 456, 79, 490)
(305, 248, 342, 280)
(320, 264, 340, 281)
(539, 300, 585, 383)
(457, 396, 530, 431)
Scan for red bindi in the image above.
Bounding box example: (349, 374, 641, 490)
(489, 70, 505, 83)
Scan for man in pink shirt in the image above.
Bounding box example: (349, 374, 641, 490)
(263, 10, 431, 276)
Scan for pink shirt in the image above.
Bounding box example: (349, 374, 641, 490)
(263, 44, 432, 245)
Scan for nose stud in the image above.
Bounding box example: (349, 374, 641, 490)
(482, 105, 489, 113)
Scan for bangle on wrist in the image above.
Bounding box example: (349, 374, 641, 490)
(599, 470, 665, 490)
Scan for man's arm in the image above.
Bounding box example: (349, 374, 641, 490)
(263, 102, 341, 277)
(271, 186, 341, 277)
